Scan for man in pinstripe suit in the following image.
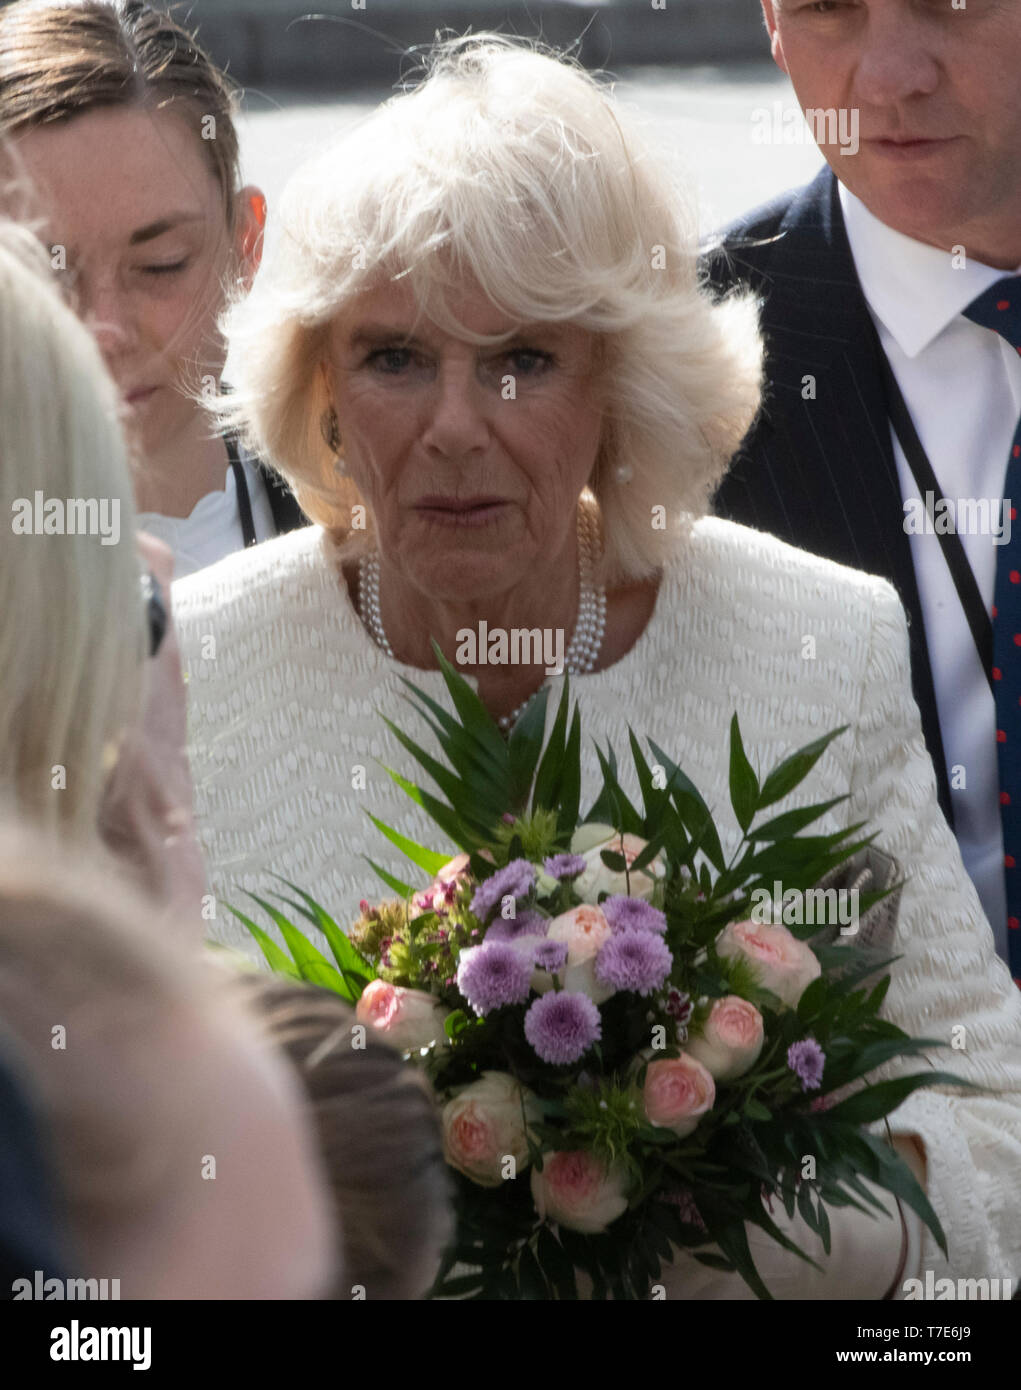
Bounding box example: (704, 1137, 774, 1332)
(708, 0, 1021, 968)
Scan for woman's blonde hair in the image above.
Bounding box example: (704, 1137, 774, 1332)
(0, 219, 145, 839)
(240, 976, 454, 1300)
(0, 0, 243, 232)
(215, 34, 763, 585)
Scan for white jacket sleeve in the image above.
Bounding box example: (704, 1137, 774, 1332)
(847, 577, 1021, 1287)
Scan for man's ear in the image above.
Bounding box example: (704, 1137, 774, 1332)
(760, 0, 789, 75)
(234, 185, 267, 294)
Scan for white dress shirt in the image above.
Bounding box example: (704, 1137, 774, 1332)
(840, 183, 1020, 960)
(136, 447, 277, 582)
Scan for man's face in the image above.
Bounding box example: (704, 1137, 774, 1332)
(762, 0, 1021, 264)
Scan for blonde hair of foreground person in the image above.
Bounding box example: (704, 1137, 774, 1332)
(0, 219, 145, 838)
(0, 824, 337, 1299)
(240, 976, 456, 1300)
(212, 33, 762, 587)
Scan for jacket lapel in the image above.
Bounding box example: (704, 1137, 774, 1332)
(713, 167, 953, 822)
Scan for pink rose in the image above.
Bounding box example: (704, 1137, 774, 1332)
(717, 920, 821, 1008)
(530, 1150, 630, 1234)
(643, 1054, 716, 1137)
(684, 995, 764, 1081)
(541, 905, 614, 1003)
(442, 1072, 539, 1188)
(355, 978, 449, 1052)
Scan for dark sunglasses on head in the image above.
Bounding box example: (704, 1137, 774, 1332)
(140, 571, 167, 658)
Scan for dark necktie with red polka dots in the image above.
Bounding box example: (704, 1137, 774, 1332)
(963, 277, 1021, 984)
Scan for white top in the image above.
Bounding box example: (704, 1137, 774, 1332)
(840, 183, 1019, 959)
(137, 451, 277, 582)
(173, 518, 1021, 1286)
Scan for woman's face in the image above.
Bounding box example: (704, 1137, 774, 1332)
(325, 280, 605, 604)
(12, 105, 259, 461)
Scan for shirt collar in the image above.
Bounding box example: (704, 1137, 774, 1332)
(838, 182, 1020, 358)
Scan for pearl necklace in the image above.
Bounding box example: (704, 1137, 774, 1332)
(357, 507, 607, 732)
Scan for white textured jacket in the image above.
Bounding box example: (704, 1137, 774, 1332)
(173, 517, 1021, 1288)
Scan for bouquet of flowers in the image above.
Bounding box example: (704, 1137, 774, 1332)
(234, 647, 969, 1300)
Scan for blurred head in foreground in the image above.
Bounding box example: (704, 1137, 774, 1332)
(0, 825, 337, 1298)
(242, 977, 454, 1299)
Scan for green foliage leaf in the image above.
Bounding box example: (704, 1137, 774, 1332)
(746, 796, 849, 842)
(399, 683, 504, 791)
(379, 714, 505, 833)
(363, 856, 415, 899)
(743, 1098, 773, 1123)
(532, 680, 577, 829)
(757, 726, 850, 809)
(647, 739, 726, 871)
(379, 764, 479, 850)
(590, 741, 644, 835)
(558, 706, 583, 835)
(244, 893, 355, 998)
(517, 1245, 548, 1300)
(444, 1009, 470, 1040)
(506, 685, 549, 810)
(364, 811, 451, 875)
(224, 905, 301, 979)
(859, 1132, 949, 1257)
(728, 714, 759, 833)
(430, 640, 509, 769)
(707, 1217, 773, 1300)
(825, 1070, 980, 1126)
(268, 875, 377, 998)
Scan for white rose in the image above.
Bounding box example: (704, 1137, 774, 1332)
(442, 1071, 539, 1188)
(570, 826, 665, 904)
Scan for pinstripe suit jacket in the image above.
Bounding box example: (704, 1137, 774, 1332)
(705, 166, 953, 825)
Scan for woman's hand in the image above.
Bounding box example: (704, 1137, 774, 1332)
(659, 1137, 925, 1301)
(96, 533, 208, 936)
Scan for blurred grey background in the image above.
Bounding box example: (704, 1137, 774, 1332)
(173, 0, 824, 246)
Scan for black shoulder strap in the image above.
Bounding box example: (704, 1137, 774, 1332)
(261, 469, 309, 536)
(224, 433, 258, 548)
(869, 321, 995, 693)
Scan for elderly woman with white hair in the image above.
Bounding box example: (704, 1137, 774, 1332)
(173, 37, 1021, 1299)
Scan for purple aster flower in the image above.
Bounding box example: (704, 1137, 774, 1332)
(457, 941, 533, 1016)
(543, 853, 587, 880)
(594, 928, 672, 996)
(533, 939, 569, 973)
(600, 896, 667, 935)
(470, 859, 536, 921)
(787, 1038, 826, 1092)
(484, 908, 547, 942)
(524, 991, 602, 1065)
